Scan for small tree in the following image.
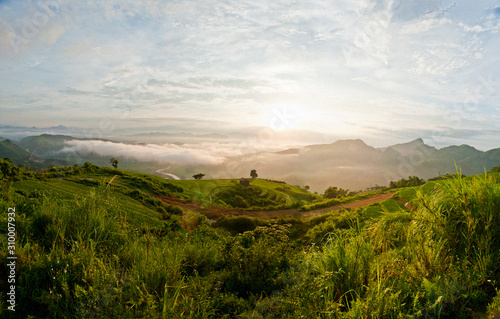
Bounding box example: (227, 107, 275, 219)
(250, 169, 258, 179)
(323, 186, 349, 199)
(193, 173, 205, 180)
(109, 157, 119, 169)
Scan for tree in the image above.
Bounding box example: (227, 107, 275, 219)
(193, 173, 205, 180)
(83, 162, 98, 172)
(389, 176, 425, 189)
(109, 157, 119, 169)
(323, 186, 349, 199)
(250, 169, 258, 179)
(304, 185, 310, 191)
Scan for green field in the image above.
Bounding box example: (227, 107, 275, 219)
(167, 178, 319, 208)
(2, 159, 500, 318)
(12, 179, 164, 228)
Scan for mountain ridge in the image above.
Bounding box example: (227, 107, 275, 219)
(2, 134, 499, 191)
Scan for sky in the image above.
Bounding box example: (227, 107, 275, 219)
(0, 0, 499, 150)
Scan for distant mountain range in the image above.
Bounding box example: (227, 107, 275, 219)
(121, 132, 230, 144)
(1, 134, 499, 191)
(216, 138, 500, 191)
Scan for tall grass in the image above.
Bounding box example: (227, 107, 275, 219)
(2, 172, 500, 318)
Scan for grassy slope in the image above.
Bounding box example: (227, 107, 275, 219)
(12, 179, 163, 227)
(166, 178, 319, 208)
(2, 160, 500, 318)
(0, 139, 32, 162)
(9, 167, 320, 221)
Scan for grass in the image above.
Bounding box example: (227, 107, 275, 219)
(12, 180, 165, 228)
(168, 178, 318, 209)
(2, 160, 500, 318)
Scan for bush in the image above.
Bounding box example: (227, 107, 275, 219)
(213, 183, 284, 209)
(222, 224, 294, 298)
(215, 216, 259, 235)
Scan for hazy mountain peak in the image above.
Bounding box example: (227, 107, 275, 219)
(49, 125, 69, 130)
(387, 138, 434, 156)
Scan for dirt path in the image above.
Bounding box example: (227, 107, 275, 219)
(158, 192, 395, 219)
(303, 192, 395, 217)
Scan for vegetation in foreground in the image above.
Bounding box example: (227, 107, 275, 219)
(1, 160, 500, 318)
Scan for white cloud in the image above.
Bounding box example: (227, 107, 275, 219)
(58, 139, 297, 166)
(60, 140, 227, 165)
(0, 0, 499, 150)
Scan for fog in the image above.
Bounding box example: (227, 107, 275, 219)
(58, 139, 296, 166)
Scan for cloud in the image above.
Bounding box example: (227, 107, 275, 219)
(60, 140, 227, 165)
(0, 0, 499, 151)
(58, 139, 296, 166)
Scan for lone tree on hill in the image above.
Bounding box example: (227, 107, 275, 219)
(250, 169, 258, 179)
(193, 173, 205, 180)
(323, 186, 349, 199)
(109, 157, 119, 169)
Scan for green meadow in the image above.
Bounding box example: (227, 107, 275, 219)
(1, 159, 500, 318)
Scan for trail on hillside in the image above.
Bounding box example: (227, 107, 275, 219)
(303, 192, 395, 217)
(158, 192, 396, 219)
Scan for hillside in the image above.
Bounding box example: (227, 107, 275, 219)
(18, 134, 112, 158)
(215, 138, 500, 191)
(1, 160, 500, 318)
(0, 139, 35, 163)
(18, 134, 76, 156)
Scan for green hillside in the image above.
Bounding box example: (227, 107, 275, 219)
(1, 160, 500, 318)
(168, 178, 319, 209)
(18, 134, 76, 156)
(0, 139, 32, 162)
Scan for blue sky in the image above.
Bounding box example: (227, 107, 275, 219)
(0, 0, 499, 150)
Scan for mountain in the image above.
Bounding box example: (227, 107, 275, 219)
(0, 139, 35, 162)
(18, 134, 111, 157)
(383, 138, 437, 156)
(18, 134, 78, 157)
(199, 138, 500, 192)
(7, 134, 500, 192)
(48, 125, 69, 131)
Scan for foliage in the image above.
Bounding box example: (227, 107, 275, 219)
(489, 164, 500, 173)
(250, 169, 258, 179)
(222, 224, 295, 298)
(389, 175, 426, 189)
(121, 175, 184, 195)
(0, 158, 37, 181)
(192, 173, 205, 180)
(323, 186, 351, 199)
(214, 215, 260, 235)
(1, 164, 500, 318)
(213, 182, 285, 209)
(109, 157, 119, 169)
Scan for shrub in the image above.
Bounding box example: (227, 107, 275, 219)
(215, 216, 259, 235)
(222, 224, 294, 298)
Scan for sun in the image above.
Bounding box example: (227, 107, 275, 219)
(263, 103, 308, 131)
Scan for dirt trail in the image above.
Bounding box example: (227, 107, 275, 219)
(303, 192, 395, 217)
(158, 192, 395, 219)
